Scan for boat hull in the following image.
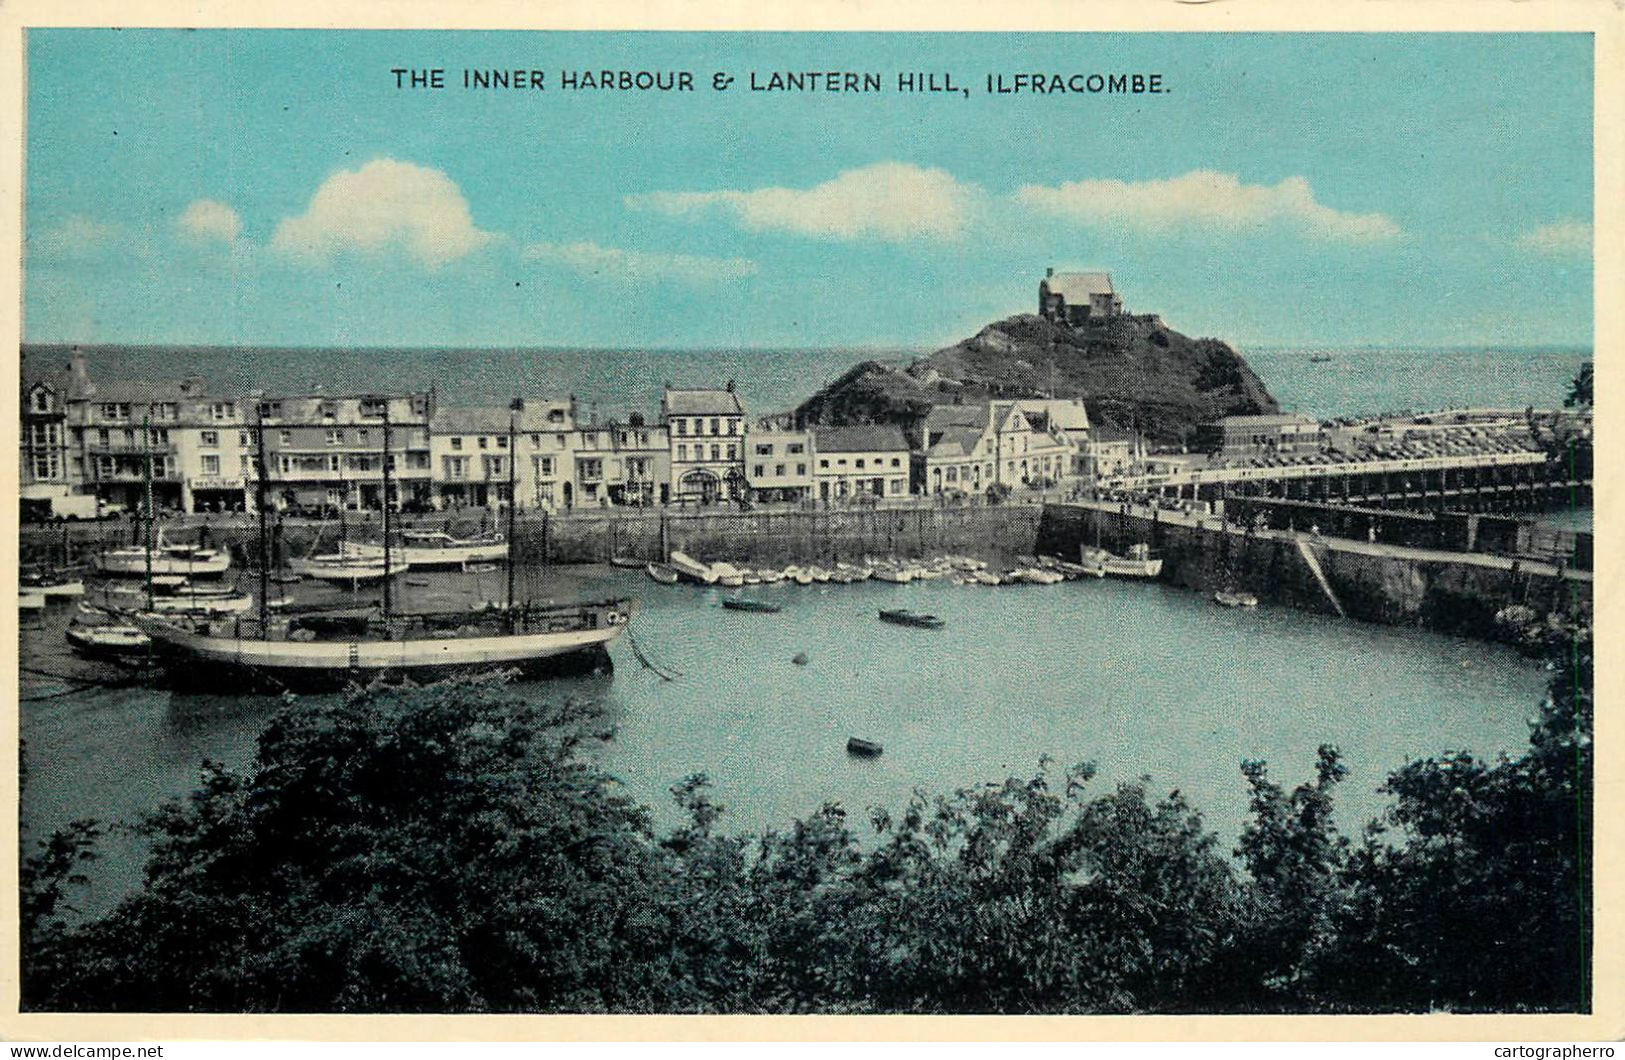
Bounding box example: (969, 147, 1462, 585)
(97, 551, 231, 578)
(342, 540, 508, 569)
(135, 612, 629, 693)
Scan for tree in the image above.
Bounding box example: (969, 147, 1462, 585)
(1564, 362, 1593, 409)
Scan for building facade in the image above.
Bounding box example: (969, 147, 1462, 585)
(1194, 414, 1323, 457)
(811, 425, 911, 502)
(1039, 268, 1122, 327)
(258, 392, 433, 513)
(744, 422, 815, 503)
(663, 386, 746, 503)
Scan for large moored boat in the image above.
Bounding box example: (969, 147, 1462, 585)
(131, 397, 636, 692)
(340, 531, 507, 569)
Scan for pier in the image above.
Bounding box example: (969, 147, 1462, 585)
(1036, 499, 1590, 644)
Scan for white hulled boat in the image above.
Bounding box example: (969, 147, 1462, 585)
(96, 540, 231, 578)
(295, 553, 409, 586)
(340, 531, 507, 569)
(1079, 543, 1164, 579)
(135, 399, 637, 692)
(668, 550, 718, 585)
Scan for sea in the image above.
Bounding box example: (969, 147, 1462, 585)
(23, 342, 1592, 423)
(18, 342, 1591, 919)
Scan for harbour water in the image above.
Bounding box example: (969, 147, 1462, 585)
(17, 340, 1585, 917)
(20, 565, 1550, 920)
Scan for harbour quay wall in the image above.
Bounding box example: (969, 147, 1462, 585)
(1035, 502, 1590, 643)
(23, 503, 1046, 571)
(516, 505, 1045, 567)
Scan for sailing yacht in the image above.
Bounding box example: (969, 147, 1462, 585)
(133, 397, 636, 692)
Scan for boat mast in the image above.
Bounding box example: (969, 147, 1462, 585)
(253, 411, 270, 637)
(142, 410, 155, 612)
(506, 398, 519, 624)
(380, 399, 393, 626)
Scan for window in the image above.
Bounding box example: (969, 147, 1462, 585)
(677, 444, 688, 461)
(29, 387, 52, 413)
(359, 398, 386, 418)
(99, 403, 131, 421)
(536, 456, 555, 477)
(200, 431, 219, 447)
(451, 437, 463, 450)
(97, 428, 109, 446)
(530, 434, 541, 447)
(239, 431, 250, 447)
(497, 436, 508, 449)
(483, 455, 506, 477)
(710, 444, 721, 461)
(726, 444, 736, 460)
(796, 463, 806, 475)
(753, 465, 766, 477)
(30, 451, 60, 480)
(787, 443, 804, 454)
(358, 429, 370, 444)
(756, 444, 773, 457)
(578, 459, 602, 480)
(319, 402, 338, 420)
(153, 403, 178, 422)
(478, 437, 488, 450)
(726, 420, 736, 435)
(775, 463, 786, 476)
(326, 429, 344, 445)
(819, 459, 829, 469)
(259, 401, 282, 419)
(200, 454, 221, 476)
(891, 458, 901, 468)
(279, 430, 292, 445)
(856, 459, 866, 469)
(709, 418, 719, 435)
(676, 420, 687, 436)
(443, 456, 469, 480)
(329, 455, 341, 471)
(210, 402, 235, 422)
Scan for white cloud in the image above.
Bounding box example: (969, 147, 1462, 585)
(272, 158, 497, 267)
(523, 241, 757, 284)
(1518, 219, 1591, 255)
(178, 199, 243, 244)
(30, 214, 121, 260)
(625, 162, 979, 242)
(1015, 171, 1401, 243)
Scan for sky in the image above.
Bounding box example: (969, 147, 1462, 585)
(23, 30, 1594, 350)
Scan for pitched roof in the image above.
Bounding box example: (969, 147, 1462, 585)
(925, 425, 986, 459)
(1011, 398, 1091, 433)
(1043, 270, 1115, 304)
(922, 402, 991, 433)
(812, 424, 909, 453)
(663, 388, 743, 417)
(1209, 414, 1320, 428)
(1092, 427, 1140, 444)
(431, 402, 569, 434)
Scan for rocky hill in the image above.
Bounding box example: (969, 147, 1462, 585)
(796, 313, 1279, 447)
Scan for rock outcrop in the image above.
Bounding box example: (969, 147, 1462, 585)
(797, 313, 1279, 447)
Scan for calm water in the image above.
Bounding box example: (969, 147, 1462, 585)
(1240, 345, 1590, 421)
(18, 340, 1582, 916)
(26, 343, 1590, 424)
(20, 567, 1549, 919)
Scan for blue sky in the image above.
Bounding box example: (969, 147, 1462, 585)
(24, 30, 1593, 350)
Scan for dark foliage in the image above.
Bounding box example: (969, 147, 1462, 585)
(22, 635, 1591, 1014)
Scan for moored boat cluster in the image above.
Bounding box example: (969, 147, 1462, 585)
(648, 547, 1160, 589)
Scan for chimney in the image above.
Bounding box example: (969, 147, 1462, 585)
(1045, 267, 1054, 278)
(69, 349, 94, 397)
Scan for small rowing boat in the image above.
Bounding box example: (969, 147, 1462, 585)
(846, 737, 883, 758)
(878, 608, 944, 630)
(645, 562, 680, 585)
(721, 598, 782, 614)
